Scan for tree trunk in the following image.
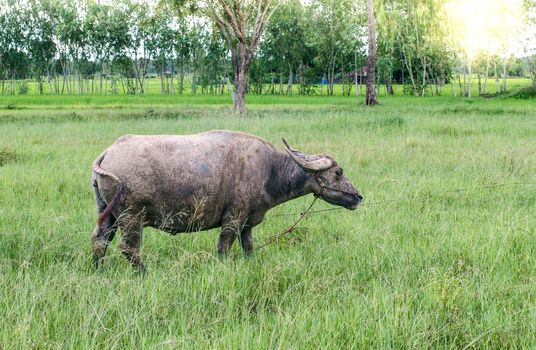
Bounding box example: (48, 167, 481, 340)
(329, 56, 336, 95)
(321, 72, 326, 95)
(421, 59, 427, 97)
(226, 77, 235, 102)
(286, 64, 293, 95)
(234, 67, 247, 113)
(527, 55, 536, 87)
(453, 74, 457, 96)
(134, 55, 139, 95)
(279, 71, 283, 94)
(483, 57, 489, 94)
(502, 57, 507, 92)
(354, 51, 359, 97)
(386, 75, 393, 95)
(494, 61, 499, 93)
(192, 67, 196, 94)
(467, 59, 472, 98)
(170, 60, 174, 94)
(179, 64, 184, 94)
(61, 62, 67, 95)
(46, 68, 54, 95)
(463, 66, 467, 97)
(160, 65, 165, 94)
(400, 44, 417, 95)
(77, 69, 82, 95)
(300, 63, 306, 95)
(365, 0, 378, 105)
(38, 76, 44, 95)
(341, 55, 345, 96)
(477, 63, 482, 96)
(100, 62, 103, 95)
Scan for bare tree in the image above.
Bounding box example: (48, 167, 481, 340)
(365, 0, 378, 105)
(204, 0, 276, 113)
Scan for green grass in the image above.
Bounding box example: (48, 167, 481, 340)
(0, 94, 535, 348)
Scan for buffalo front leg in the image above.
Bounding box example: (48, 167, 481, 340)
(240, 226, 254, 256)
(217, 211, 245, 256)
(118, 213, 145, 271)
(217, 228, 238, 256)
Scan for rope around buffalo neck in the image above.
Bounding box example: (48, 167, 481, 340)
(257, 175, 354, 250)
(256, 187, 323, 251)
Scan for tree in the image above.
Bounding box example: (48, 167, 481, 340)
(263, 0, 308, 95)
(0, 3, 30, 94)
(522, 0, 536, 87)
(365, 0, 378, 105)
(203, 0, 276, 113)
(56, 0, 85, 95)
(306, 0, 364, 97)
(145, 6, 176, 94)
(122, 1, 151, 95)
(27, 0, 58, 95)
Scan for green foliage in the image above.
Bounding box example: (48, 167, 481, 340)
(508, 86, 536, 99)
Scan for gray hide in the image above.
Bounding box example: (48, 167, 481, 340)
(91, 130, 362, 269)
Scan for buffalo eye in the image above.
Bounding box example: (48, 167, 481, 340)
(335, 168, 343, 177)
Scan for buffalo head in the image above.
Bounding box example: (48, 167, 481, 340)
(283, 139, 363, 210)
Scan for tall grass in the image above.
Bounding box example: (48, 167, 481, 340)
(0, 96, 534, 348)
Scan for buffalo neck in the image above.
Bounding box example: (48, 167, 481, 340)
(265, 151, 314, 207)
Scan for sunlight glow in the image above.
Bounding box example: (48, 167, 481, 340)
(445, 0, 525, 58)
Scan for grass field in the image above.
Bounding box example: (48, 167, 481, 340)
(0, 93, 535, 348)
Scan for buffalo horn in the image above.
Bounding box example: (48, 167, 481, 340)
(282, 138, 332, 172)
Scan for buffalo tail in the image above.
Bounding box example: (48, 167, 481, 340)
(93, 151, 125, 226)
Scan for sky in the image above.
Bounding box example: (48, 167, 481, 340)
(445, 0, 535, 58)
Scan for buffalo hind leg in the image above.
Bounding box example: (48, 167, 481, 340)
(240, 226, 253, 256)
(118, 213, 145, 272)
(91, 215, 118, 268)
(91, 184, 118, 268)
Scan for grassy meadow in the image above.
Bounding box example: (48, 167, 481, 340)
(0, 91, 535, 348)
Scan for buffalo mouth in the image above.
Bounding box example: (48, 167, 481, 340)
(346, 199, 361, 210)
(345, 193, 363, 210)
(321, 191, 362, 210)
(347, 202, 360, 210)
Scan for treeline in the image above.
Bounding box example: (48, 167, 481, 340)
(0, 0, 534, 96)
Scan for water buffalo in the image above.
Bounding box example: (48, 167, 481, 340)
(91, 130, 362, 270)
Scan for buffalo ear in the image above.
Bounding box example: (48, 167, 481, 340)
(282, 138, 332, 172)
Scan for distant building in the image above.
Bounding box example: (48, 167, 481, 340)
(347, 67, 368, 80)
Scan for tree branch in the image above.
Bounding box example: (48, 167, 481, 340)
(216, 0, 245, 42)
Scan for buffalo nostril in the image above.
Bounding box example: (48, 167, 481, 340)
(357, 193, 363, 200)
